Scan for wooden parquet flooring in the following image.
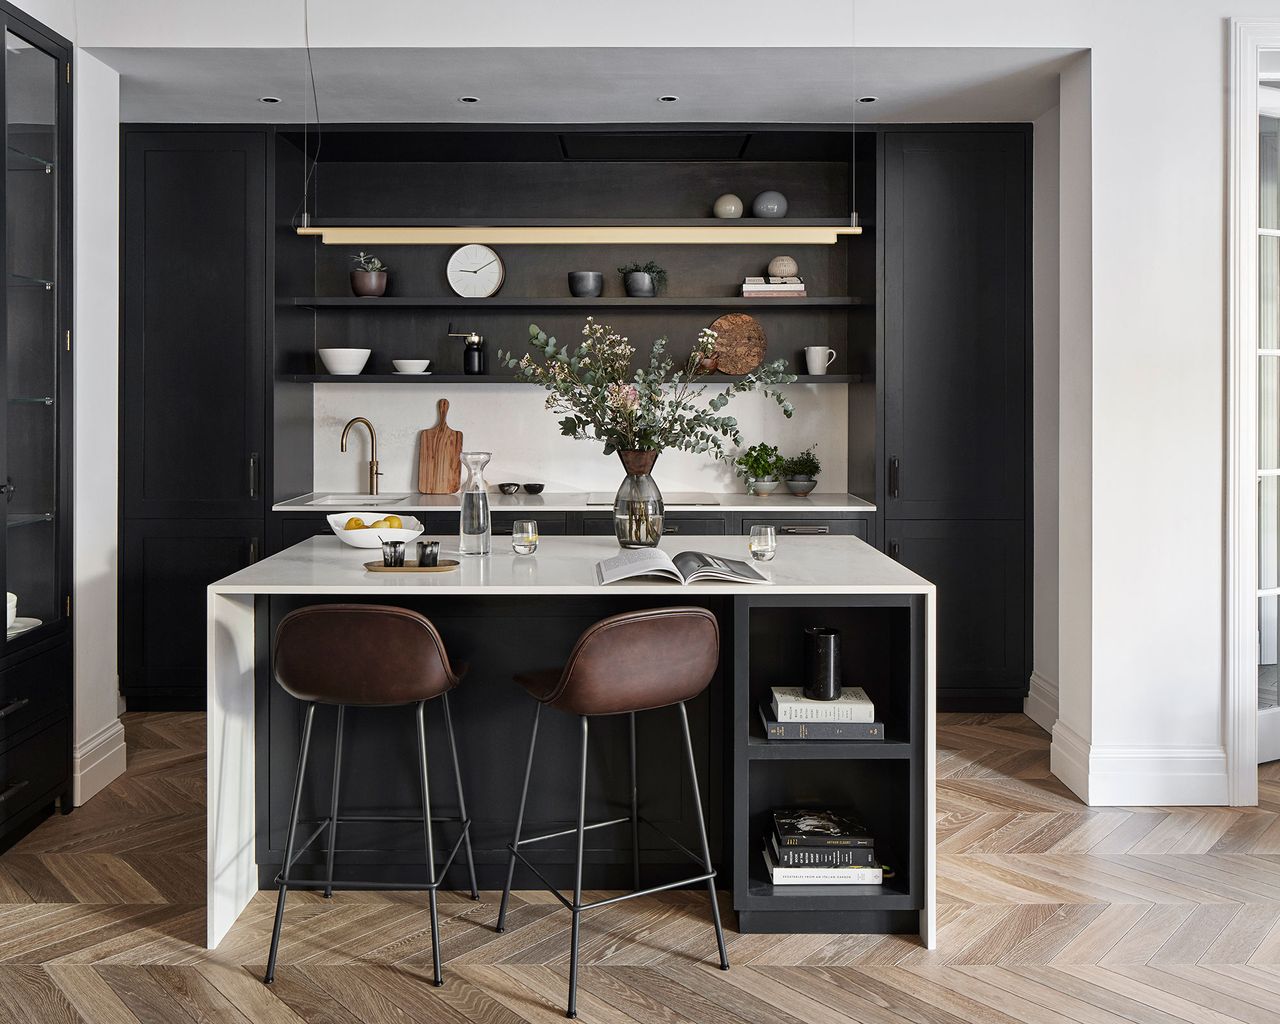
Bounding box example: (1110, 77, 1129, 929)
(0, 712, 1278, 1022)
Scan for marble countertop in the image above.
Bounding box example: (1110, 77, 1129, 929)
(210, 534, 931, 597)
(271, 491, 877, 514)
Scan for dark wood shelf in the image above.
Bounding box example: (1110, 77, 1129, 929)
(741, 865, 914, 912)
(290, 296, 869, 310)
(283, 373, 869, 385)
(301, 217, 859, 228)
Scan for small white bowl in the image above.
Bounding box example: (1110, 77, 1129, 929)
(392, 359, 431, 373)
(318, 348, 372, 375)
(327, 513, 424, 549)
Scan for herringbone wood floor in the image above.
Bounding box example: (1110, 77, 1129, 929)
(0, 712, 1277, 1022)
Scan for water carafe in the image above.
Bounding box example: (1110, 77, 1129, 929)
(459, 451, 492, 555)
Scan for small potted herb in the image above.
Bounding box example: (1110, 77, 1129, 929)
(782, 446, 821, 495)
(350, 251, 389, 297)
(617, 260, 667, 298)
(734, 442, 786, 496)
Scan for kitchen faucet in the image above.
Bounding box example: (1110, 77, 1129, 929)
(340, 417, 382, 495)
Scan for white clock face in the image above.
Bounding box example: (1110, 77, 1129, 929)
(446, 244, 505, 298)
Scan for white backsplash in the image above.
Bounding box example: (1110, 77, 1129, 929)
(311, 382, 850, 494)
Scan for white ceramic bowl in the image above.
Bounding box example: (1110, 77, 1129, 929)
(5, 592, 15, 628)
(392, 359, 431, 373)
(327, 512, 424, 549)
(318, 348, 372, 375)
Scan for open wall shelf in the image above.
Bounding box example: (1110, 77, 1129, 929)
(281, 373, 870, 385)
(292, 296, 869, 310)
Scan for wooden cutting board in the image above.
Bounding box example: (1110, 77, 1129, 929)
(417, 399, 464, 494)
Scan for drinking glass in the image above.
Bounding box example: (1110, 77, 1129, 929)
(512, 519, 539, 555)
(749, 525, 777, 561)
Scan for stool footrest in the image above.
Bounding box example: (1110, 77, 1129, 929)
(277, 816, 472, 892)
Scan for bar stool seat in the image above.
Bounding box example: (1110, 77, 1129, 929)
(499, 606, 728, 1019)
(264, 604, 478, 989)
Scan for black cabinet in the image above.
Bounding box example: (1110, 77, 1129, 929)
(882, 131, 1027, 521)
(886, 519, 1026, 708)
(120, 519, 261, 708)
(740, 516, 870, 541)
(582, 513, 726, 537)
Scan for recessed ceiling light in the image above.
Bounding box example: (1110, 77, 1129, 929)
(658, 95, 680, 103)
(259, 96, 281, 104)
(458, 95, 480, 104)
(857, 95, 878, 104)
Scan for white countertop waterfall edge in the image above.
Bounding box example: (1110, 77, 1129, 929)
(206, 534, 935, 949)
(272, 491, 877, 514)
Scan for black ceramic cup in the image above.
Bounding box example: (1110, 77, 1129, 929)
(802, 626, 842, 701)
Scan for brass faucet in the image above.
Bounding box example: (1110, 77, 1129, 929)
(340, 417, 382, 495)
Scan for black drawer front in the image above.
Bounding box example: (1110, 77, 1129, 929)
(0, 645, 71, 749)
(582, 514, 726, 537)
(420, 512, 569, 536)
(741, 517, 869, 541)
(0, 720, 68, 824)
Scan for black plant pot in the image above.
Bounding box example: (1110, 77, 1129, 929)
(568, 271, 603, 297)
(623, 272, 656, 297)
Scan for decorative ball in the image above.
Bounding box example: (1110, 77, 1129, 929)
(752, 190, 789, 218)
(767, 255, 799, 278)
(713, 193, 744, 219)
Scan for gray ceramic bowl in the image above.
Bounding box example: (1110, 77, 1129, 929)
(497, 482, 520, 495)
(568, 271, 604, 297)
(749, 478, 780, 496)
(786, 477, 817, 496)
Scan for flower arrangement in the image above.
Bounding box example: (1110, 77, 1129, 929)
(498, 317, 797, 458)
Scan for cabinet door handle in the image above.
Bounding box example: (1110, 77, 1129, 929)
(779, 525, 829, 535)
(889, 539, 900, 560)
(247, 538, 259, 564)
(888, 456, 900, 499)
(664, 525, 680, 534)
(248, 453, 260, 499)
(0, 779, 29, 803)
(0, 697, 29, 720)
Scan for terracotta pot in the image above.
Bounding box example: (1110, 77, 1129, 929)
(350, 270, 388, 297)
(698, 353, 720, 374)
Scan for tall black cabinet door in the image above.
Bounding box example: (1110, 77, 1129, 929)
(119, 519, 261, 708)
(883, 131, 1028, 520)
(886, 519, 1026, 708)
(122, 131, 266, 519)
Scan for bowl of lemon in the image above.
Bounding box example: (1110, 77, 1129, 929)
(327, 512, 425, 549)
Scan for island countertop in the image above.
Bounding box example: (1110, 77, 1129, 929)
(210, 533, 931, 597)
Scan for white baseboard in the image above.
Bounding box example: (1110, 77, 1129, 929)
(1050, 720, 1228, 806)
(73, 717, 127, 805)
(1023, 671, 1058, 734)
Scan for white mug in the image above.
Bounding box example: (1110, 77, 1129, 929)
(804, 346, 837, 375)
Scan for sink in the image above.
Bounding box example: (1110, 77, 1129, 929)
(304, 493, 411, 506)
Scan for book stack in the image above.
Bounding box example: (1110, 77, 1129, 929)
(742, 275, 807, 298)
(763, 809, 882, 885)
(758, 685, 883, 740)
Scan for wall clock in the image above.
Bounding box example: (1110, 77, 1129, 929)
(446, 244, 505, 298)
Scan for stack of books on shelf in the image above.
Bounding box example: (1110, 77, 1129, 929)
(742, 275, 807, 298)
(763, 809, 883, 885)
(758, 685, 883, 740)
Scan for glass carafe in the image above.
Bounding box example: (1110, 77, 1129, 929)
(459, 451, 492, 555)
(614, 450, 664, 547)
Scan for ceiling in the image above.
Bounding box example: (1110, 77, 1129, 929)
(89, 45, 1079, 125)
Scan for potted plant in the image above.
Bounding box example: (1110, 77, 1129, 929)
(499, 318, 796, 547)
(350, 251, 389, 297)
(734, 442, 786, 496)
(617, 260, 667, 298)
(782, 446, 821, 495)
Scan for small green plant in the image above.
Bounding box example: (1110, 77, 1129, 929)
(734, 442, 785, 481)
(782, 446, 821, 478)
(351, 251, 388, 273)
(617, 260, 667, 293)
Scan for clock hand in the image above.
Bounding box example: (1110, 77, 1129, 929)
(465, 259, 497, 274)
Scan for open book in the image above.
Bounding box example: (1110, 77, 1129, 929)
(596, 547, 770, 586)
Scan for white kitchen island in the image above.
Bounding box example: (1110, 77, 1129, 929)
(207, 534, 935, 949)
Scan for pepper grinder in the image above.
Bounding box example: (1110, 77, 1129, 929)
(450, 330, 487, 375)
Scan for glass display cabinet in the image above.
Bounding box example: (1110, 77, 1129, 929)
(0, 1, 72, 849)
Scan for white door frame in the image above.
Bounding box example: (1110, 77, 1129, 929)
(1227, 19, 1280, 804)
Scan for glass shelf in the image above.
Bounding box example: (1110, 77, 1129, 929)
(7, 272, 53, 290)
(6, 145, 52, 173)
(7, 513, 54, 528)
(9, 395, 52, 405)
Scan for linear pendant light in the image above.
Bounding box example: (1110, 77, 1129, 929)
(296, 223, 862, 245)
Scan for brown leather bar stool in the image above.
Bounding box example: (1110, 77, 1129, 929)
(496, 606, 729, 1019)
(264, 604, 478, 988)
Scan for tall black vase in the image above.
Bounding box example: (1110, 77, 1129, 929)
(803, 627, 842, 701)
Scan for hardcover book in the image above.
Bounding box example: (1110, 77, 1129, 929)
(768, 832, 875, 868)
(772, 809, 874, 848)
(758, 704, 883, 741)
(762, 845, 883, 885)
(770, 686, 875, 723)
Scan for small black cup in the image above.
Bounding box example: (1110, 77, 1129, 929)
(803, 626, 842, 701)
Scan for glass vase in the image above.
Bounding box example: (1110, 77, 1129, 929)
(459, 451, 492, 555)
(614, 450, 664, 548)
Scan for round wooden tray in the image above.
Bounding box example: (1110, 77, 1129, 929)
(709, 313, 767, 374)
(363, 559, 460, 573)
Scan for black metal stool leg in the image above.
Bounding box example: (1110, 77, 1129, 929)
(566, 714, 589, 1019)
(416, 700, 444, 987)
(324, 705, 345, 899)
(442, 691, 479, 900)
(629, 711, 640, 892)
(678, 701, 729, 971)
(497, 702, 540, 933)
(265, 702, 316, 984)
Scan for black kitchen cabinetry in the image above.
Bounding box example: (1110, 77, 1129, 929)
(120, 130, 268, 710)
(881, 129, 1030, 709)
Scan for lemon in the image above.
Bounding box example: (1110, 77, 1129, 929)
(383, 514, 403, 529)
(343, 517, 366, 530)
(369, 518, 389, 529)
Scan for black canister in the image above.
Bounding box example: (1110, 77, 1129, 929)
(463, 336, 486, 375)
(803, 626, 842, 701)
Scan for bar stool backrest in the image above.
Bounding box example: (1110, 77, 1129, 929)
(273, 604, 459, 706)
(550, 606, 719, 716)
